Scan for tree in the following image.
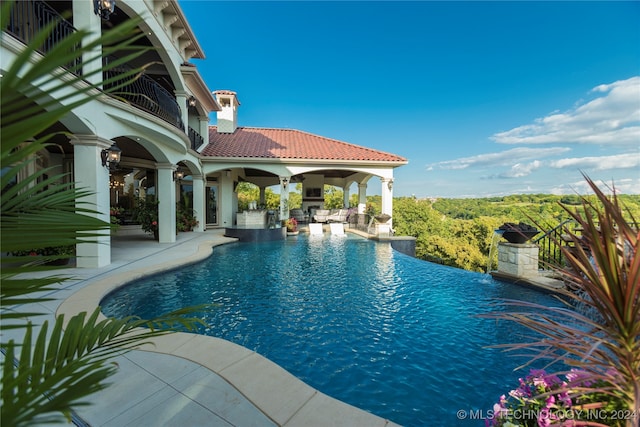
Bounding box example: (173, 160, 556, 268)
(1, 6, 207, 425)
(324, 185, 344, 208)
(483, 176, 639, 426)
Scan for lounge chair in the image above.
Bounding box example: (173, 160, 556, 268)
(326, 209, 349, 223)
(313, 209, 331, 223)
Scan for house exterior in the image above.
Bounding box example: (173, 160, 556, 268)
(1, 0, 407, 268)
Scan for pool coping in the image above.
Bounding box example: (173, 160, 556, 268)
(56, 230, 401, 427)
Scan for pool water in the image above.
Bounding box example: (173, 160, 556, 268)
(101, 234, 564, 426)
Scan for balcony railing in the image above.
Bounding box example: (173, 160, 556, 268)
(188, 126, 204, 150)
(4, 0, 81, 73)
(103, 57, 185, 131)
(5, 1, 187, 133)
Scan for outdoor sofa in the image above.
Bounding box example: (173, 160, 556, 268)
(313, 209, 349, 223)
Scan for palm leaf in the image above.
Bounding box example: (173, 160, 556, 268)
(1, 2, 218, 423)
(1, 307, 209, 427)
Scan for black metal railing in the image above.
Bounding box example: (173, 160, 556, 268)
(103, 57, 185, 131)
(4, 0, 81, 73)
(188, 126, 204, 150)
(533, 219, 577, 270)
(5, 1, 191, 136)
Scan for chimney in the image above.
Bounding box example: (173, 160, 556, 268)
(214, 90, 240, 133)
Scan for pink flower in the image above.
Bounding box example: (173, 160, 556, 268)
(545, 394, 555, 408)
(565, 369, 593, 387)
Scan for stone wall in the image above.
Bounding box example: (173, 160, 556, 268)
(497, 242, 539, 278)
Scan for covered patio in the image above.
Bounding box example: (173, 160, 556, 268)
(198, 90, 408, 232)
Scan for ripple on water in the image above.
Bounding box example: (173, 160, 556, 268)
(101, 234, 564, 427)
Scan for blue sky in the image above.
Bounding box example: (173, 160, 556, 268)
(179, 1, 640, 198)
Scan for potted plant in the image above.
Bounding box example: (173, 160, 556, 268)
(133, 197, 159, 240)
(176, 204, 198, 232)
(284, 217, 298, 235)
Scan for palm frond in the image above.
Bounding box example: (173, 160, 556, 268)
(1, 306, 209, 427)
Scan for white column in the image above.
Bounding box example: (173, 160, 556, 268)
(219, 172, 234, 227)
(343, 186, 350, 208)
(199, 116, 209, 146)
(73, 1, 102, 86)
(192, 174, 205, 232)
(156, 164, 177, 243)
(280, 177, 290, 220)
(358, 183, 367, 214)
(71, 135, 111, 268)
(381, 177, 394, 226)
(259, 187, 266, 207)
(175, 91, 188, 133)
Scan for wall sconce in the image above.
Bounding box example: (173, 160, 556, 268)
(101, 143, 121, 168)
(94, 0, 116, 20)
(281, 177, 289, 189)
(387, 179, 394, 191)
(188, 96, 197, 107)
(173, 168, 185, 181)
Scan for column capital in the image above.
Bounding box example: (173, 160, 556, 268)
(155, 162, 178, 171)
(70, 135, 113, 150)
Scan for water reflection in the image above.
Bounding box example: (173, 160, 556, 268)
(101, 234, 563, 427)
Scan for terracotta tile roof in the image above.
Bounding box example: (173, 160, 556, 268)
(202, 127, 407, 163)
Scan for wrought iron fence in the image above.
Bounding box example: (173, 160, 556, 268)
(4, 0, 81, 73)
(103, 56, 185, 131)
(533, 219, 577, 270)
(188, 126, 204, 150)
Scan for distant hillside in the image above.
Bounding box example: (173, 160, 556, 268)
(389, 193, 640, 272)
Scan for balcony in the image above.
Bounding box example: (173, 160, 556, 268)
(188, 126, 204, 151)
(4, 0, 81, 73)
(4, 0, 186, 132)
(103, 57, 185, 132)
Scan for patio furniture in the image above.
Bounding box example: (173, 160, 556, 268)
(313, 209, 331, 222)
(309, 223, 324, 235)
(330, 223, 345, 235)
(326, 209, 349, 223)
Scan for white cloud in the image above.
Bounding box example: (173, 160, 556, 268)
(550, 178, 640, 195)
(426, 147, 569, 170)
(492, 76, 640, 145)
(550, 153, 640, 171)
(499, 160, 542, 178)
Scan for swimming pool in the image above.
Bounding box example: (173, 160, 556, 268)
(101, 233, 563, 426)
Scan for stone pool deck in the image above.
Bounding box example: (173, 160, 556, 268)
(6, 226, 400, 427)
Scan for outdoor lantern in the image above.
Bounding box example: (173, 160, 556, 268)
(94, 0, 116, 20)
(101, 143, 121, 168)
(188, 96, 197, 107)
(173, 168, 185, 181)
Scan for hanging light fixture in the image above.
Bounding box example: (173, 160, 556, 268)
(101, 143, 121, 168)
(188, 96, 197, 107)
(94, 0, 116, 20)
(173, 168, 185, 181)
